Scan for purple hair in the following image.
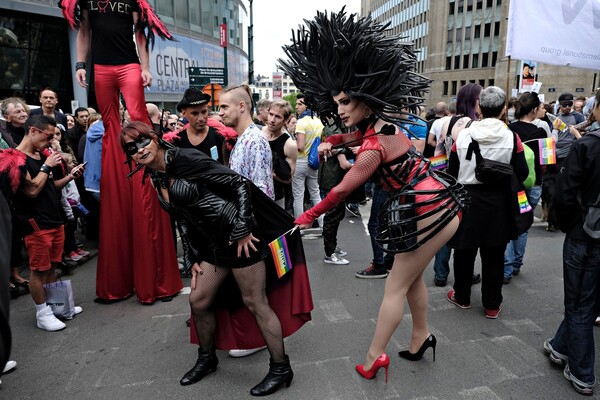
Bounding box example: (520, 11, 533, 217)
(456, 83, 482, 121)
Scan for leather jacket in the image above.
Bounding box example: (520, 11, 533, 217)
(152, 148, 255, 271)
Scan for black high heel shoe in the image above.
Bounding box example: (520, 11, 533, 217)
(399, 334, 437, 362)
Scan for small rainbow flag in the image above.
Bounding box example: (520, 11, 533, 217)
(538, 137, 556, 165)
(268, 229, 295, 278)
(429, 154, 448, 170)
(517, 190, 532, 214)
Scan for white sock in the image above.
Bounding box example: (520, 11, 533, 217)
(35, 303, 47, 313)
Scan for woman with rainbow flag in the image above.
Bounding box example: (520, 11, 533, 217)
(119, 122, 312, 396)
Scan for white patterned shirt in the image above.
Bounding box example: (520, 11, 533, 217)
(229, 123, 274, 199)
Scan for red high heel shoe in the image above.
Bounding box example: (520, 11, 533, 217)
(355, 353, 390, 383)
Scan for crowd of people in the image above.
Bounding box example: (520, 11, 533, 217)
(1, 5, 600, 398)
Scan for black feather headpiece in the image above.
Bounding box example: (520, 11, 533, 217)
(279, 8, 431, 126)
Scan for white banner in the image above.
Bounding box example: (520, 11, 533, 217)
(506, 0, 600, 70)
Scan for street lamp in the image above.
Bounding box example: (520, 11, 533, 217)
(248, 0, 254, 84)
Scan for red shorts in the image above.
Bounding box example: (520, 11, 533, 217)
(23, 225, 65, 271)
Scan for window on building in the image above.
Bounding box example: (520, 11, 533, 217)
(443, 81, 449, 96)
(497, 0, 502, 4)
(456, 28, 462, 41)
(479, 79, 485, 87)
(494, 21, 500, 36)
(451, 81, 458, 95)
(449, 3, 455, 15)
(465, 26, 471, 40)
(174, 0, 189, 28)
(446, 56, 452, 70)
(486, 0, 493, 7)
(469, 80, 476, 83)
(447, 29, 453, 43)
(489, 78, 495, 86)
(458, 5, 464, 13)
(484, 23, 491, 37)
(460, 80, 466, 88)
(157, 0, 174, 17)
(491, 51, 498, 66)
(472, 53, 479, 68)
(463, 55, 469, 69)
(474, 25, 481, 38)
(482, 52, 489, 67)
(454, 55, 460, 69)
(476, 0, 483, 9)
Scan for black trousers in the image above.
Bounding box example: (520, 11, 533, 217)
(453, 245, 505, 309)
(322, 198, 346, 257)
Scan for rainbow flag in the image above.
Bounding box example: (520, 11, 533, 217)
(517, 190, 532, 214)
(268, 229, 295, 278)
(429, 154, 448, 170)
(539, 137, 556, 165)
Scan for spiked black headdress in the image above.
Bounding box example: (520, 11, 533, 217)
(279, 8, 431, 126)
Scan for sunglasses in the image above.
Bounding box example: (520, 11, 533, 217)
(124, 137, 152, 156)
(34, 127, 55, 141)
(560, 101, 573, 107)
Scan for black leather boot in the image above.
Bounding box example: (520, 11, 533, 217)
(179, 347, 218, 386)
(250, 355, 293, 396)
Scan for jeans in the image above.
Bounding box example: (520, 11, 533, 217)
(368, 186, 395, 268)
(321, 189, 346, 257)
(433, 244, 451, 281)
(504, 186, 542, 278)
(550, 235, 600, 386)
(292, 158, 322, 227)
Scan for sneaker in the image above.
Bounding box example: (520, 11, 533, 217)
(228, 346, 267, 358)
(75, 248, 90, 257)
(485, 308, 501, 319)
(346, 204, 361, 217)
(434, 278, 447, 287)
(334, 247, 348, 257)
(564, 364, 594, 396)
(36, 306, 66, 331)
(544, 338, 568, 367)
(355, 264, 388, 279)
(503, 276, 511, 285)
(64, 251, 82, 262)
(512, 267, 520, 276)
(3, 360, 16, 373)
(324, 253, 349, 265)
(447, 290, 471, 309)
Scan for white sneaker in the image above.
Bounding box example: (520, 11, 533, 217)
(36, 306, 66, 331)
(324, 253, 349, 265)
(65, 306, 83, 320)
(228, 346, 267, 358)
(334, 247, 348, 257)
(3, 360, 16, 373)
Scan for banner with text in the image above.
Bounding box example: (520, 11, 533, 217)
(506, 0, 600, 70)
(272, 73, 283, 99)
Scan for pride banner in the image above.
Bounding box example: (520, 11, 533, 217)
(538, 137, 556, 165)
(268, 228, 296, 278)
(517, 190, 532, 214)
(429, 154, 448, 171)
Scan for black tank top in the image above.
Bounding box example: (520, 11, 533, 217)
(268, 133, 291, 200)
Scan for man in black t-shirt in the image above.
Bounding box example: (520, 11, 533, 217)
(175, 88, 225, 165)
(61, 0, 182, 303)
(29, 87, 68, 131)
(14, 115, 86, 332)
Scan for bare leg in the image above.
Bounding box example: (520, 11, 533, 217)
(29, 269, 51, 304)
(233, 260, 285, 362)
(188, 262, 229, 350)
(363, 214, 460, 370)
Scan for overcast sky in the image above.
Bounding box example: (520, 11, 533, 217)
(250, 0, 361, 77)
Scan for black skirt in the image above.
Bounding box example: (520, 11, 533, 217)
(449, 184, 513, 249)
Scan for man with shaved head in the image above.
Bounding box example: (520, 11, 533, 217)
(219, 85, 274, 199)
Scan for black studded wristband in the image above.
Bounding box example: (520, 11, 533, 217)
(39, 164, 51, 175)
(75, 62, 87, 71)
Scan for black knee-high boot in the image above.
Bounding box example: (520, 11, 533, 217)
(250, 355, 293, 396)
(180, 347, 218, 386)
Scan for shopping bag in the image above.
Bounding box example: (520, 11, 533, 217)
(44, 280, 75, 319)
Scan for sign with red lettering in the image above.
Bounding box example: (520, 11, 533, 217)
(220, 24, 228, 47)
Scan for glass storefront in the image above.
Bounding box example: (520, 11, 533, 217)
(0, 10, 73, 112)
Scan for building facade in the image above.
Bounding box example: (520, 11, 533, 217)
(0, 0, 249, 113)
(362, 0, 599, 105)
(249, 73, 298, 100)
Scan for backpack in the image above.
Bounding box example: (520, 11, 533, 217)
(522, 144, 536, 189)
(582, 131, 600, 239)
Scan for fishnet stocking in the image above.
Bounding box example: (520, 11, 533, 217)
(233, 261, 285, 361)
(189, 261, 230, 351)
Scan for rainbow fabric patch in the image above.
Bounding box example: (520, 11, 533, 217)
(517, 190, 532, 214)
(539, 137, 556, 165)
(269, 234, 293, 278)
(429, 154, 448, 170)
